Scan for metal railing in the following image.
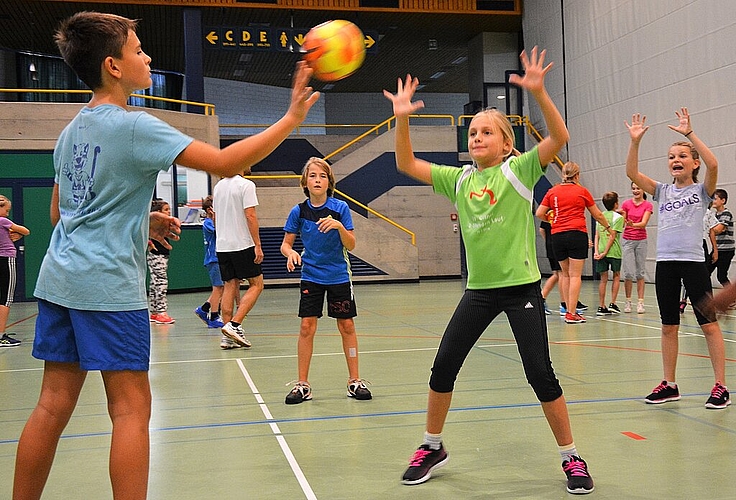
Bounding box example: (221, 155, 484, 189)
(243, 173, 416, 246)
(0, 89, 216, 115)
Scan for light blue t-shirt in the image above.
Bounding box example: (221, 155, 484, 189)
(34, 105, 193, 311)
(653, 182, 712, 262)
(283, 197, 354, 285)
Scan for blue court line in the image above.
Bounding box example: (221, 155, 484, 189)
(3, 393, 733, 446)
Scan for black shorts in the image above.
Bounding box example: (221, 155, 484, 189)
(551, 230, 589, 261)
(298, 281, 356, 319)
(216, 247, 262, 281)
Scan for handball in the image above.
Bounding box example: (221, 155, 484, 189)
(546, 209, 554, 223)
(303, 20, 366, 82)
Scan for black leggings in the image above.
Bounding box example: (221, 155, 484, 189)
(429, 282, 563, 403)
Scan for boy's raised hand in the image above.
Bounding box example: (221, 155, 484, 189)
(508, 46, 552, 94)
(625, 113, 649, 144)
(288, 61, 321, 123)
(383, 75, 425, 118)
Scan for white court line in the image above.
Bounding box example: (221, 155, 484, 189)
(235, 358, 317, 500)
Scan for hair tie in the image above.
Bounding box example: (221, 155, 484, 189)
(685, 131, 693, 137)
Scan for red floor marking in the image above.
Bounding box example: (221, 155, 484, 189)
(621, 431, 646, 440)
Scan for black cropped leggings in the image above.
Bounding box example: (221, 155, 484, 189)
(428, 282, 564, 403)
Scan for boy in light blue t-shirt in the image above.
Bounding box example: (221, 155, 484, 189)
(13, 11, 319, 499)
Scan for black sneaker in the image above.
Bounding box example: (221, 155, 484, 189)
(645, 380, 680, 404)
(576, 301, 589, 311)
(679, 300, 687, 314)
(705, 382, 731, 409)
(285, 382, 312, 405)
(347, 379, 372, 400)
(0, 333, 20, 348)
(562, 455, 595, 494)
(596, 306, 612, 316)
(608, 303, 621, 314)
(401, 444, 449, 485)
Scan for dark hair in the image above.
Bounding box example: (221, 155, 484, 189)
(151, 198, 168, 212)
(602, 191, 619, 211)
(201, 195, 213, 212)
(54, 11, 138, 90)
(714, 188, 728, 202)
(630, 181, 647, 200)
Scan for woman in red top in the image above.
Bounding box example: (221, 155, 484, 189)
(537, 162, 614, 323)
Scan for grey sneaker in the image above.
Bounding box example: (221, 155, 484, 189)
(221, 322, 251, 348)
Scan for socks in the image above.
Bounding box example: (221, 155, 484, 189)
(201, 302, 211, 313)
(559, 442, 578, 463)
(210, 310, 220, 321)
(423, 432, 443, 450)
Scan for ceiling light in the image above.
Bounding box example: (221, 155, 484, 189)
(451, 56, 467, 65)
(430, 71, 445, 79)
(496, 95, 506, 100)
(322, 83, 334, 90)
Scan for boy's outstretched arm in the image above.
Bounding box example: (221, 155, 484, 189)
(509, 47, 569, 167)
(383, 75, 432, 185)
(624, 113, 656, 195)
(176, 61, 320, 178)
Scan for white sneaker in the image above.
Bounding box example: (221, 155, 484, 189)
(637, 302, 646, 314)
(221, 322, 252, 348)
(624, 301, 632, 313)
(220, 335, 241, 349)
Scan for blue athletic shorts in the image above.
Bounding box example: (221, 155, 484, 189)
(206, 262, 224, 287)
(33, 299, 151, 371)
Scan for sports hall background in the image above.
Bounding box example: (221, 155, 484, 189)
(1, 0, 736, 292)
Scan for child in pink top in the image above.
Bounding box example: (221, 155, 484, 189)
(620, 182, 653, 313)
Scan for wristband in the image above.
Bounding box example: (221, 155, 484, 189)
(685, 131, 693, 137)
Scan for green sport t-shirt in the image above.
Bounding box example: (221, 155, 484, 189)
(596, 210, 625, 259)
(431, 147, 543, 290)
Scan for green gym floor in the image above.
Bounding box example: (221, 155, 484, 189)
(1, 280, 735, 499)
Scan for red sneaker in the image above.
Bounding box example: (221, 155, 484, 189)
(151, 313, 175, 324)
(565, 312, 586, 324)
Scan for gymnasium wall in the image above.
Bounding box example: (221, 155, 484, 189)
(523, 0, 736, 284)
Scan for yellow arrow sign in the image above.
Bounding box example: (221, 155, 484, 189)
(364, 35, 375, 49)
(206, 31, 218, 45)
